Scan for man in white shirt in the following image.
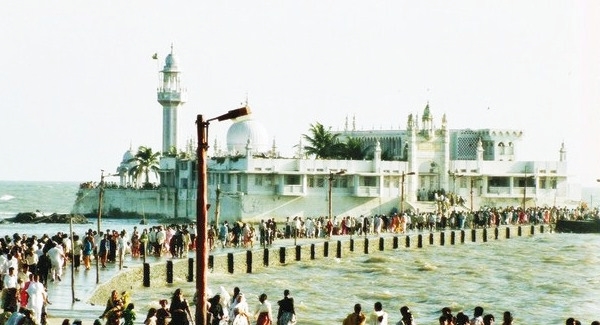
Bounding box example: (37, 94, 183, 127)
(3, 254, 18, 275)
(369, 301, 388, 325)
(117, 231, 128, 269)
(2, 267, 18, 290)
(47, 243, 65, 282)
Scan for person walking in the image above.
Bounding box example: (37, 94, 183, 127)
(369, 301, 388, 325)
(26, 274, 47, 325)
(398, 306, 416, 325)
(144, 308, 157, 325)
(254, 293, 273, 325)
(276, 289, 296, 325)
(343, 303, 366, 325)
(471, 307, 484, 325)
(47, 243, 65, 282)
(169, 288, 192, 325)
(156, 299, 170, 325)
(82, 233, 94, 270)
(98, 234, 110, 268)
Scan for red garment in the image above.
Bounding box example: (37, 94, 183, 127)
(20, 281, 31, 307)
(257, 312, 271, 325)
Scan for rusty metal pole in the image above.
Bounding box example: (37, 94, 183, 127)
(196, 115, 208, 325)
(96, 170, 104, 285)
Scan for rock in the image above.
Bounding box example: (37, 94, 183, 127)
(11, 212, 89, 224)
(157, 217, 194, 225)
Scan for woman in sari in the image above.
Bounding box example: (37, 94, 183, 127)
(169, 288, 192, 325)
(254, 293, 273, 325)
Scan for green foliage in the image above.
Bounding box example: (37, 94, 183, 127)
(302, 122, 371, 160)
(128, 146, 161, 185)
(302, 122, 342, 159)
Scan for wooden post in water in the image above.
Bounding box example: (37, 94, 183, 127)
(263, 249, 269, 267)
(246, 251, 252, 274)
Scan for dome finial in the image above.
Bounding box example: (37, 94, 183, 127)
(170, 42, 174, 54)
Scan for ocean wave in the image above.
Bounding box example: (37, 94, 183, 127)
(0, 195, 15, 201)
(363, 256, 390, 264)
(416, 263, 438, 271)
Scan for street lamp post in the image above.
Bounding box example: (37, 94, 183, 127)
(195, 107, 250, 325)
(96, 170, 105, 285)
(400, 171, 415, 214)
(448, 170, 463, 211)
(196, 107, 250, 325)
(448, 169, 463, 194)
(328, 170, 346, 221)
(470, 177, 475, 212)
(522, 167, 534, 211)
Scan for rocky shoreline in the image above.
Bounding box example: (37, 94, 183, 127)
(2, 212, 89, 224)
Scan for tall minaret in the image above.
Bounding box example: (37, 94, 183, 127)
(157, 44, 187, 154)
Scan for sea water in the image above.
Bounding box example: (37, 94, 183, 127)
(1, 181, 599, 324)
(190, 233, 600, 324)
(0, 180, 141, 234)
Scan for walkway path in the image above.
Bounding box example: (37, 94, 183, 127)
(44, 235, 319, 323)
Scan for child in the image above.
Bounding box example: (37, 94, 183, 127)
(156, 299, 171, 325)
(122, 303, 136, 325)
(144, 308, 158, 325)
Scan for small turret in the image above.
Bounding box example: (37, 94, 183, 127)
(296, 138, 304, 158)
(441, 113, 447, 130)
(559, 141, 567, 162)
(271, 138, 278, 158)
(344, 115, 349, 132)
(375, 140, 382, 161)
(245, 138, 253, 157)
(421, 102, 433, 138)
(476, 138, 484, 161)
(407, 114, 414, 131)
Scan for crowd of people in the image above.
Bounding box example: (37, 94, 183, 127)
(205, 206, 583, 251)
(205, 287, 296, 325)
(342, 302, 600, 325)
(0, 231, 66, 325)
(56, 289, 598, 325)
(0, 222, 197, 325)
(58, 286, 295, 325)
(0, 205, 594, 324)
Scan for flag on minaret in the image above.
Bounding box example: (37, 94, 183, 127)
(152, 53, 158, 60)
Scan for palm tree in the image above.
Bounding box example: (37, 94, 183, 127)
(343, 137, 371, 160)
(302, 123, 344, 159)
(128, 146, 161, 187)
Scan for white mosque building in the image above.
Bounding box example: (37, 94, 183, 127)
(73, 47, 578, 221)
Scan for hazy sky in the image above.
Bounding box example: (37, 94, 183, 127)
(1, 1, 599, 186)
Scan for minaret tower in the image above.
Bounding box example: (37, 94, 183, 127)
(157, 44, 187, 154)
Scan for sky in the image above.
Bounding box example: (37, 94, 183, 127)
(1, 1, 599, 187)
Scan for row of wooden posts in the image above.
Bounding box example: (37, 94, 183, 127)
(142, 224, 547, 287)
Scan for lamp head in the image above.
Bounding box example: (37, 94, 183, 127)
(213, 106, 252, 122)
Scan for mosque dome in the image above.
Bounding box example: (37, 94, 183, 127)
(121, 149, 135, 163)
(226, 117, 270, 154)
(163, 53, 180, 72)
